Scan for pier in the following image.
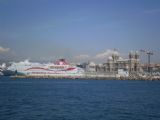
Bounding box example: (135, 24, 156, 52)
(11, 73, 160, 81)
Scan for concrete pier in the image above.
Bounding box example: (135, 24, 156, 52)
(11, 74, 160, 80)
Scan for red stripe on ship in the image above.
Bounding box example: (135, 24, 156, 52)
(66, 68, 76, 71)
(25, 67, 76, 71)
(25, 67, 51, 71)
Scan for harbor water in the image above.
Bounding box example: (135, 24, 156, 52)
(0, 77, 160, 120)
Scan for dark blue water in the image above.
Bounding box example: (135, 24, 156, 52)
(0, 77, 160, 120)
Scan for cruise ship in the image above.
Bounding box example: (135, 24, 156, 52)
(3, 59, 85, 78)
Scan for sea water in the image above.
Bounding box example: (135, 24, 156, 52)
(0, 77, 160, 120)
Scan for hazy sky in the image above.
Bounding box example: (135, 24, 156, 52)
(0, 0, 160, 63)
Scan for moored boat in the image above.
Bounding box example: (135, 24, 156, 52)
(4, 59, 84, 78)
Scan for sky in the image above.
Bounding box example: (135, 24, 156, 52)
(0, 0, 160, 63)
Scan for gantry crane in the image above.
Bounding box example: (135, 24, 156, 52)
(140, 50, 154, 74)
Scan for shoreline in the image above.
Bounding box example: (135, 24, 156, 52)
(10, 75, 160, 81)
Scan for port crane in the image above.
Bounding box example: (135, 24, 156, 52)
(140, 50, 154, 74)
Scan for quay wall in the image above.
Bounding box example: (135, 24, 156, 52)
(11, 73, 160, 80)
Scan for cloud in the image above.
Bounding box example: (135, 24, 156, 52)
(75, 54, 90, 60)
(94, 49, 119, 60)
(74, 50, 121, 63)
(0, 46, 10, 53)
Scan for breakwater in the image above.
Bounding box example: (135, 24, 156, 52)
(11, 75, 160, 80)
